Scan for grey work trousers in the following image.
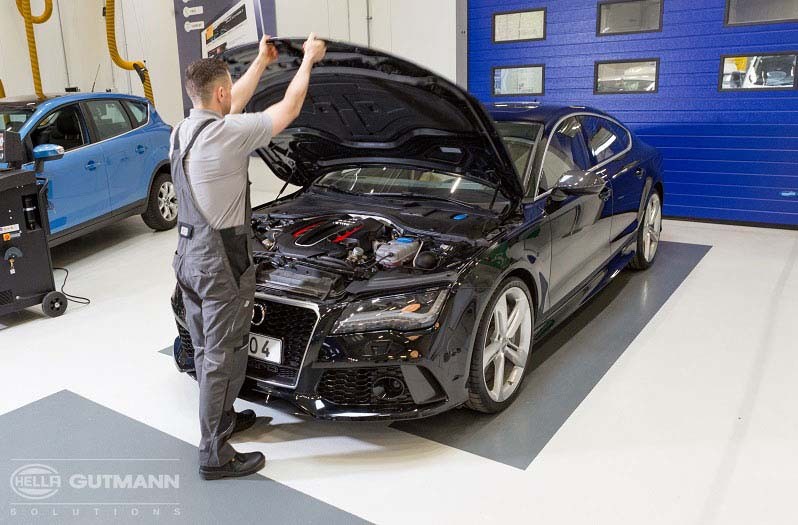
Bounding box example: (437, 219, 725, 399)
(174, 253, 256, 467)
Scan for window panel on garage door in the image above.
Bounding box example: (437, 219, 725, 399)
(598, 0, 662, 35)
(726, 0, 798, 25)
(720, 53, 797, 90)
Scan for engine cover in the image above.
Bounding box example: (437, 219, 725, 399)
(273, 215, 387, 259)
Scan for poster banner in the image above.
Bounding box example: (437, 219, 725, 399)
(173, 0, 276, 116)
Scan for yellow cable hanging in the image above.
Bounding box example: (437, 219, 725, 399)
(104, 0, 154, 104)
(16, 0, 53, 100)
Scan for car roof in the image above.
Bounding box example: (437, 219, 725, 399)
(0, 92, 150, 111)
(488, 102, 611, 127)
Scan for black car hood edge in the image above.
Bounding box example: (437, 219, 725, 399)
(222, 39, 523, 201)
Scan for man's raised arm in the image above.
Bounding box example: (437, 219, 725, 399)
(230, 35, 278, 114)
(264, 33, 326, 136)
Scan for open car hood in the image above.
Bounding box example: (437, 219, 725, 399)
(222, 39, 523, 200)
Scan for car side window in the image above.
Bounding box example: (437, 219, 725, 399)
(85, 100, 133, 141)
(580, 116, 630, 165)
(30, 104, 87, 152)
(538, 117, 591, 193)
(494, 121, 542, 189)
(503, 137, 538, 189)
(123, 100, 148, 128)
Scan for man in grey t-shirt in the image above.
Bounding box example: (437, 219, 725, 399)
(171, 34, 326, 480)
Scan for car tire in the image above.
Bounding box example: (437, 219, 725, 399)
(466, 277, 534, 414)
(629, 190, 662, 270)
(142, 171, 178, 231)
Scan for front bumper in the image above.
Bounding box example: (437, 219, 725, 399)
(171, 287, 469, 420)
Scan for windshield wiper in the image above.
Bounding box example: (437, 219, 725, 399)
(368, 192, 482, 211)
(313, 184, 360, 197)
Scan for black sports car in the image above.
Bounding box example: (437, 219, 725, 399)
(171, 40, 664, 420)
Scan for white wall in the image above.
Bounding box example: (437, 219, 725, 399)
(369, 0, 458, 82)
(113, 0, 184, 125)
(275, 0, 368, 44)
(0, 0, 183, 125)
(274, 0, 460, 82)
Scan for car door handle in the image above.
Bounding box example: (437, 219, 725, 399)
(85, 160, 100, 171)
(136, 145, 146, 154)
(599, 186, 612, 201)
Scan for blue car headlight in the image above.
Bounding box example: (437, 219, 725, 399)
(332, 289, 449, 334)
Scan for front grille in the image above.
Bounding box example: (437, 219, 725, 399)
(0, 289, 13, 306)
(172, 286, 317, 388)
(317, 367, 417, 413)
(175, 322, 195, 370)
(247, 297, 318, 387)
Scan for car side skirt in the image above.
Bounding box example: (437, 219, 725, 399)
(534, 241, 636, 341)
(48, 199, 148, 247)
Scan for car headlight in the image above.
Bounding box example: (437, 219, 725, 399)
(331, 289, 449, 334)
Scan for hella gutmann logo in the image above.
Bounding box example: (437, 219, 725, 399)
(10, 464, 61, 500)
(10, 462, 180, 500)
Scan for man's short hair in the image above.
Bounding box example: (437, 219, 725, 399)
(184, 58, 230, 104)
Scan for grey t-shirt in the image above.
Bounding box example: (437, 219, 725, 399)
(171, 108, 273, 230)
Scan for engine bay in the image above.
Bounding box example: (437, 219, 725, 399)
(252, 213, 476, 299)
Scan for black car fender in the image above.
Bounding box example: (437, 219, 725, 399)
(456, 225, 548, 371)
(635, 173, 664, 228)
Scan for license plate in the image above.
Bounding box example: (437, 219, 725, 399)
(248, 333, 282, 365)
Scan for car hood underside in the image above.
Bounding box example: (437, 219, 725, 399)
(222, 38, 522, 200)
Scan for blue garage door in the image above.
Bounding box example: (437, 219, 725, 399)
(469, 0, 798, 227)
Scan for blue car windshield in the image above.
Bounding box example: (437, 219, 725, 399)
(0, 108, 33, 133)
(314, 167, 509, 209)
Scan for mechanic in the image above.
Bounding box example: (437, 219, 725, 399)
(171, 33, 326, 480)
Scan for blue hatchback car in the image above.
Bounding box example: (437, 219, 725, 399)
(0, 92, 174, 245)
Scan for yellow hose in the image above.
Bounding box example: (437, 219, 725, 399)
(16, 0, 52, 23)
(16, 0, 52, 100)
(104, 0, 154, 104)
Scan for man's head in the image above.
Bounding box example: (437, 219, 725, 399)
(184, 58, 233, 115)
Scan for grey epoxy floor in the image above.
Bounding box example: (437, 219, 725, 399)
(1, 217, 797, 524)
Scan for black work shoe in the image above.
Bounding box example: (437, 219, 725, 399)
(199, 451, 266, 480)
(232, 409, 256, 435)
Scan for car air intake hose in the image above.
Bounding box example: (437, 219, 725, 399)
(104, 0, 155, 105)
(16, 0, 53, 100)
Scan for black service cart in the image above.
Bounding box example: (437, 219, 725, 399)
(0, 130, 67, 318)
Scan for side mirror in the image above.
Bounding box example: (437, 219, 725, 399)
(32, 144, 65, 173)
(553, 169, 605, 196)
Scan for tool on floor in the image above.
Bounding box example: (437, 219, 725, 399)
(0, 130, 68, 317)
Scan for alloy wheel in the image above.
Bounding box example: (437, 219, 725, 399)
(158, 181, 178, 221)
(482, 286, 533, 402)
(643, 192, 662, 262)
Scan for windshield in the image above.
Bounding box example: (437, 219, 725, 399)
(0, 108, 33, 133)
(313, 167, 508, 208)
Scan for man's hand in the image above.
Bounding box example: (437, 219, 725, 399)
(302, 33, 326, 65)
(258, 35, 278, 66)
(230, 35, 278, 113)
(264, 33, 326, 136)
